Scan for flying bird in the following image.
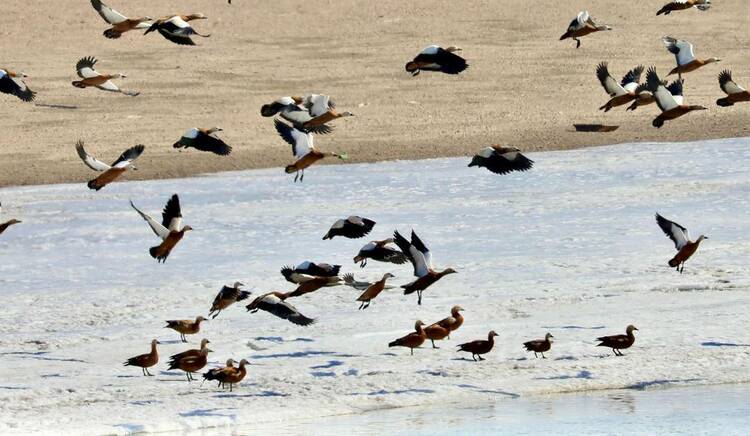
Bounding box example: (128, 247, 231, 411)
(560, 11, 612, 48)
(323, 216, 376, 240)
(90, 0, 153, 39)
(144, 14, 210, 46)
(123, 339, 159, 376)
(208, 282, 250, 319)
(596, 325, 638, 356)
(0, 68, 35, 102)
(356, 273, 395, 310)
(523, 333, 554, 359)
(71, 56, 139, 96)
(405, 45, 468, 76)
(468, 146, 533, 175)
(245, 292, 315, 326)
(655, 213, 708, 273)
(645, 68, 706, 128)
(596, 63, 644, 111)
(353, 238, 408, 268)
(130, 194, 193, 262)
(657, 0, 711, 15)
(662, 36, 720, 78)
(75, 140, 144, 190)
(280, 261, 341, 284)
(457, 331, 499, 361)
(342, 273, 397, 291)
(626, 79, 683, 111)
(261, 96, 334, 134)
(0, 203, 21, 236)
(273, 119, 347, 182)
(393, 230, 457, 305)
(173, 127, 232, 155)
(716, 70, 750, 107)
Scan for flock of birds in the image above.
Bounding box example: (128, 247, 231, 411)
(0, 0, 738, 392)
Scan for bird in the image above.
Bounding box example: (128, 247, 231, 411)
(404, 45, 468, 76)
(655, 213, 708, 273)
(0, 203, 21, 236)
(645, 68, 706, 128)
(596, 325, 638, 356)
(298, 94, 355, 130)
(167, 343, 212, 381)
(323, 216, 376, 240)
(89, 0, 153, 39)
(144, 14, 209, 46)
(657, 0, 711, 15)
(273, 119, 347, 182)
(468, 146, 534, 175)
(260, 96, 334, 134)
(71, 56, 139, 96)
(523, 333, 554, 359)
(716, 70, 750, 107)
(596, 63, 644, 112)
(75, 140, 144, 190)
(626, 79, 683, 111)
(662, 36, 720, 78)
(164, 316, 207, 342)
(356, 273, 395, 310)
(388, 320, 427, 355)
(393, 230, 457, 305)
(429, 306, 465, 340)
(202, 358, 235, 388)
(0, 68, 35, 102)
(173, 128, 232, 155)
(208, 282, 250, 319)
(280, 261, 341, 284)
(245, 292, 315, 326)
(457, 331, 498, 361)
(169, 338, 210, 362)
(123, 339, 159, 376)
(130, 194, 193, 263)
(560, 11, 612, 48)
(353, 238, 408, 268)
(206, 359, 248, 392)
(289, 276, 342, 297)
(424, 319, 452, 349)
(342, 273, 397, 291)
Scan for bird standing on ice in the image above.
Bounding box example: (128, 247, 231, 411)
(0, 203, 21, 236)
(388, 320, 427, 355)
(0, 68, 35, 102)
(468, 146, 534, 175)
(123, 339, 159, 376)
(130, 194, 193, 262)
(596, 63, 644, 112)
(89, 0, 153, 39)
(75, 141, 144, 190)
(560, 11, 612, 48)
(144, 14, 209, 46)
(657, 0, 711, 15)
(323, 216, 376, 240)
(655, 213, 708, 273)
(273, 119, 347, 182)
(596, 325, 638, 356)
(523, 333, 554, 358)
(662, 36, 720, 78)
(71, 56, 139, 96)
(173, 128, 232, 155)
(405, 45, 468, 76)
(716, 70, 750, 107)
(165, 316, 207, 342)
(645, 68, 706, 128)
(457, 331, 499, 361)
(393, 230, 457, 305)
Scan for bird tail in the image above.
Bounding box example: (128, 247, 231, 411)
(173, 141, 185, 149)
(716, 98, 733, 107)
(71, 81, 87, 89)
(322, 232, 332, 240)
(103, 29, 122, 39)
(559, 32, 569, 41)
(87, 179, 104, 191)
(388, 339, 402, 348)
(656, 7, 669, 15)
(668, 257, 680, 268)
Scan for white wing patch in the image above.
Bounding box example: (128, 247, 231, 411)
(420, 45, 441, 55)
(78, 67, 101, 79)
(130, 200, 170, 240)
(75, 142, 111, 172)
(654, 83, 680, 112)
(97, 81, 120, 92)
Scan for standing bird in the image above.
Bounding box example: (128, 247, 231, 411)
(0, 203, 21, 236)
(90, 0, 153, 39)
(626, 79, 683, 112)
(356, 273, 395, 310)
(716, 70, 750, 107)
(214, 359, 248, 392)
(130, 194, 193, 262)
(169, 338, 210, 362)
(123, 339, 159, 376)
(261, 96, 334, 134)
(663, 36, 720, 78)
(429, 306, 465, 339)
(245, 292, 315, 326)
(144, 14, 210, 46)
(281, 261, 341, 284)
(71, 56, 139, 96)
(468, 146, 534, 175)
(353, 238, 407, 268)
(424, 319, 452, 349)
(208, 282, 250, 319)
(0, 68, 35, 102)
(457, 331, 499, 361)
(393, 230, 457, 305)
(323, 216, 376, 240)
(657, 0, 711, 15)
(596, 63, 644, 112)
(165, 316, 207, 343)
(388, 321, 427, 355)
(75, 141, 144, 190)
(167, 345, 211, 381)
(203, 359, 235, 388)
(655, 213, 708, 273)
(173, 127, 231, 155)
(273, 120, 347, 182)
(560, 11, 612, 48)
(645, 68, 706, 128)
(523, 333, 554, 359)
(596, 325, 638, 356)
(405, 45, 468, 76)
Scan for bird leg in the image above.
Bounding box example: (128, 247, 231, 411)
(478, 355, 485, 361)
(300, 170, 305, 182)
(417, 290, 422, 305)
(146, 368, 153, 376)
(181, 334, 187, 343)
(294, 171, 300, 183)
(141, 368, 146, 376)
(542, 353, 546, 359)
(410, 347, 414, 356)
(358, 301, 365, 310)
(230, 383, 233, 393)
(534, 352, 538, 358)
(212, 311, 220, 320)
(186, 372, 191, 382)
(575, 38, 581, 49)
(471, 354, 477, 362)
(431, 339, 439, 349)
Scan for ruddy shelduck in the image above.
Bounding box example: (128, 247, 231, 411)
(71, 56, 139, 96)
(657, 0, 711, 15)
(663, 36, 720, 78)
(130, 194, 193, 262)
(353, 238, 408, 268)
(123, 339, 159, 376)
(144, 14, 209, 46)
(90, 0, 153, 39)
(523, 333, 554, 359)
(323, 216, 376, 240)
(0, 68, 35, 102)
(468, 146, 534, 175)
(165, 316, 206, 342)
(560, 11, 611, 48)
(716, 70, 750, 107)
(656, 213, 708, 273)
(393, 230, 457, 305)
(597, 325, 638, 356)
(645, 68, 706, 128)
(457, 331, 498, 361)
(388, 320, 427, 355)
(75, 140, 144, 190)
(274, 119, 347, 182)
(405, 45, 468, 76)
(173, 128, 231, 155)
(596, 62, 644, 112)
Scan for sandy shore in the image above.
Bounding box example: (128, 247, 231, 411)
(1, 0, 748, 187)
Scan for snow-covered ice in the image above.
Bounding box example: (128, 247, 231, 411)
(1, 138, 749, 434)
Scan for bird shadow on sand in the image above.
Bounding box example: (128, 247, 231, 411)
(214, 390, 289, 398)
(0, 386, 28, 390)
(535, 370, 593, 381)
(310, 371, 336, 378)
(701, 341, 750, 347)
(625, 378, 702, 390)
(457, 384, 520, 398)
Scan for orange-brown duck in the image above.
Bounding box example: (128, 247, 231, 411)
(353, 238, 408, 268)
(523, 333, 554, 358)
(645, 68, 706, 128)
(281, 261, 341, 284)
(657, 1, 711, 16)
(356, 273, 395, 310)
(131, 194, 193, 263)
(168, 346, 211, 381)
(717, 70, 750, 107)
(72, 56, 139, 96)
(75, 141, 144, 190)
(173, 127, 232, 155)
(560, 11, 611, 48)
(169, 338, 210, 362)
(457, 331, 498, 361)
(656, 213, 707, 273)
(431, 306, 465, 339)
(274, 119, 347, 182)
(164, 316, 206, 342)
(323, 216, 376, 240)
(90, 0, 153, 39)
(123, 339, 159, 376)
(203, 358, 235, 388)
(144, 14, 209, 46)
(393, 230, 457, 305)
(0, 203, 21, 236)
(208, 282, 250, 319)
(215, 359, 248, 392)
(597, 325, 638, 356)
(663, 37, 720, 78)
(596, 63, 644, 112)
(388, 321, 426, 355)
(424, 320, 452, 349)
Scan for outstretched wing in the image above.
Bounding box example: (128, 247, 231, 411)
(131, 200, 170, 240)
(303, 94, 331, 117)
(111, 144, 145, 168)
(90, 0, 128, 24)
(656, 213, 690, 250)
(274, 119, 312, 158)
(195, 132, 232, 155)
(393, 230, 430, 277)
(621, 65, 644, 92)
(718, 70, 745, 95)
(76, 56, 100, 79)
(0, 74, 36, 102)
(663, 36, 696, 66)
(258, 298, 315, 326)
(646, 68, 679, 112)
(596, 62, 627, 97)
(75, 140, 111, 172)
(161, 194, 182, 232)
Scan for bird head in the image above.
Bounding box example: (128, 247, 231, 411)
(234, 281, 245, 288)
(468, 156, 482, 167)
(196, 316, 207, 323)
(626, 325, 638, 334)
(452, 305, 465, 314)
(489, 331, 499, 338)
(384, 272, 395, 279)
(442, 268, 458, 275)
(404, 61, 420, 75)
(545, 333, 554, 341)
(183, 225, 194, 232)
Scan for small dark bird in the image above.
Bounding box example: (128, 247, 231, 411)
(173, 127, 232, 155)
(323, 216, 375, 240)
(353, 238, 407, 268)
(208, 282, 250, 319)
(123, 339, 159, 376)
(457, 331, 498, 361)
(468, 146, 534, 175)
(245, 292, 316, 326)
(405, 45, 468, 76)
(597, 325, 638, 356)
(0, 203, 22, 236)
(523, 333, 554, 358)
